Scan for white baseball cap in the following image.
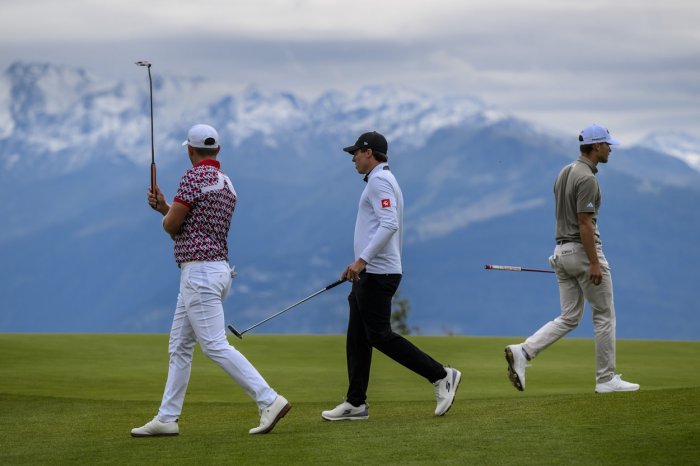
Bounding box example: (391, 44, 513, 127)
(182, 124, 220, 149)
(578, 124, 620, 146)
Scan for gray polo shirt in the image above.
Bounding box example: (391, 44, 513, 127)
(554, 156, 601, 244)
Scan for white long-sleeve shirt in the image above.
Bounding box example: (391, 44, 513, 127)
(354, 163, 403, 274)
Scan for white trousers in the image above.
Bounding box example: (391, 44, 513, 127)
(522, 243, 616, 384)
(157, 261, 277, 422)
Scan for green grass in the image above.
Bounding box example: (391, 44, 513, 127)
(0, 334, 698, 465)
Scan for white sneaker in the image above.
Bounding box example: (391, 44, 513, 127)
(249, 395, 292, 434)
(595, 375, 640, 393)
(321, 401, 369, 421)
(434, 367, 461, 416)
(131, 418, 179, 437)
(505, 344, 529, 391)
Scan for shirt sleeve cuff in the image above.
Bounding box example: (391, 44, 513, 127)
(173, 197, 191, 208)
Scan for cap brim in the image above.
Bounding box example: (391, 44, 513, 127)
(608, 137, 621, 145)
(182, 140, 189, 147)
(342, 145, 360, 154)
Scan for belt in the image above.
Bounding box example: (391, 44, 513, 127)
(556, 240, 572, 245)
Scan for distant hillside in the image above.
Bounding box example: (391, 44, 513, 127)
(1, 61, 699, 339)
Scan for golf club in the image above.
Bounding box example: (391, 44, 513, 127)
(485, 264, 555, 274)
(227, 278, 347, 339)
(135, 60, 157, 207)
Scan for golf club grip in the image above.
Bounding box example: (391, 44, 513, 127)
(150, 163, 157, 193)
(486, 264, 522, 272)
(150, 162, 157, 208)
(325, 278, 347, 290)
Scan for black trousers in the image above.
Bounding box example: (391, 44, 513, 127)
(345, 272, 446, 406)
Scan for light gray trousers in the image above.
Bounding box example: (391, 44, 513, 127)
(522, 243, 616, 384)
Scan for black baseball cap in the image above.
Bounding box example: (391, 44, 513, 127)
(342, 131, 388, 155)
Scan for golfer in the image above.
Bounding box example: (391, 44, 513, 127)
(505, 124, 640, 394)
(322, 131, 461, 421)
(131, 124, 291, 437)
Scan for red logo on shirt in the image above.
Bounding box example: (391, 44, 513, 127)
(381, 199, 391, 208)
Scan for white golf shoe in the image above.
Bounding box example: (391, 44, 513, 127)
(505, 344, 529, 391)
(434, 367, 461, 416)
(131, 418, 179, 437)
(249, 395, 292, 434)
(595, 375, 640, 393)
(321, 401, 369, 421)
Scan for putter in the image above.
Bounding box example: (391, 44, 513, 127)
(228, 278, 347, 339)
(485, 264, 555, 274)
(135, 60, 157, 206)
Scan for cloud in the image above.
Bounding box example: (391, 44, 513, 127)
(1, 0, 698, 142)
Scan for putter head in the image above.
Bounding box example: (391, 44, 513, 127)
(135, 60, 151, 67)
(227, 324, 243, 339)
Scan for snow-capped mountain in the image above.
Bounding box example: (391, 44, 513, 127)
(641, 131, 700, 172)
(1, 62, 698, 340)
(0, 62, 505, 174)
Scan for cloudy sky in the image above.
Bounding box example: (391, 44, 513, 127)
(1, 0, 698, 143)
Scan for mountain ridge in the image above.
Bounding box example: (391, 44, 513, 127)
(1, 61, 698, 340)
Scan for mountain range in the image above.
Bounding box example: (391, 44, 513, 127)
(1, 61, 699, 340)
